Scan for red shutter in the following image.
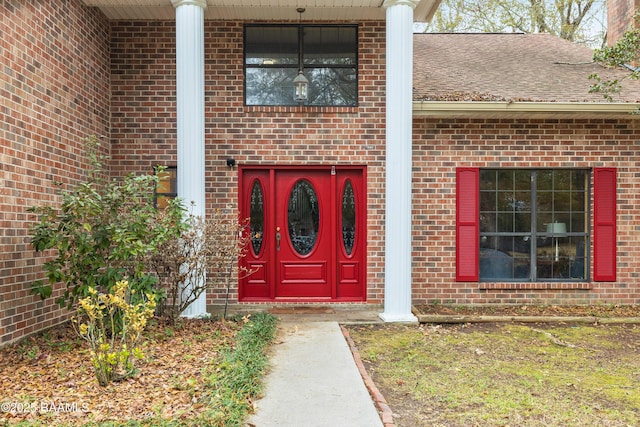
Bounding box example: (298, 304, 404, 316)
(593, 168, 616, 281)
(456, 168, 479, 281)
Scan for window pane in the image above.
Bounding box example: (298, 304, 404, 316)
(245, 25, 358, 107)
(497, 191, 513, 211)
(537, 170, 553, 191)
(536, 190, 557, 233)
(497, 212, 514, 232)
(157, 168, 176, 193)
(480, 190, 496, 212)
(341, 179, 356, 256)
(514, 190, 531, 211)
(568, 212, 586, 233)
(480, 212, 496, 233)
(245, 68, 298, 106)
(537, 236, 571, 279)
(480, 247, 514, 279)
(514, 211, 531, 233)
(156, 176, 173, 193)
(497, 170, 514, 189)
(480, 170, 497, 190)
(155, 167, 177, 209)
(571, 191, 587, 212)
(514, 170, 531, 190)
(479, 168, 588, 282)
(250, 180, 265, 256)
(537, 213, 553, 233)
(573, 170, 587, 190)
(288, 180, 320, 256)
(303, 27, 356, 65)
(480, 236, 531, 280)
(536, 191, 553, 213)
(245, 26, 298, 65)
(307, 67, 357, 106)
(568, 237, 587, 279)
(554, 191, 571, 212)
(512, 246, 532, 279)
(156, 196, 172, 209)
(246, 67, 357, 106)
(554, 170, 572, 190)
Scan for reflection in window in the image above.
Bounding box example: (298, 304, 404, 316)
(288, 180, 319, 256)
(250, 180, 264, 255)
(342, 180, 356, 256)
(479, 169, 588, 281)
(154, 166, 177, 209)
(244, 25, 358, 106)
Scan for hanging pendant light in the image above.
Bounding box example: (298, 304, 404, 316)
(293, 7, 309, 104)
(293, 69, 309, 102)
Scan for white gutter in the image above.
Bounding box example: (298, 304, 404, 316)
(412, 101, 640, 118)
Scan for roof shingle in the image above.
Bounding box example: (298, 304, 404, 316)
(413, 33, 640, 103)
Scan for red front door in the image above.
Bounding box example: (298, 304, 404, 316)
(274, 170, 332, 297)
(239, 166, 366, 301)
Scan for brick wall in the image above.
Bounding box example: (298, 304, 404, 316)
(109, 20, 388, 305)
(412, 117, 640, 305)
(5, 3, 640, 347)
(109, 19, 640, 308)
(607, 0, 640, 46)
(0, 0, 110, 345)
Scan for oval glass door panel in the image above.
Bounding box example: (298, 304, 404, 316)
(250, 179, 264, 255)
(341, 179, 356, 256)
(288, 179, 319, 256)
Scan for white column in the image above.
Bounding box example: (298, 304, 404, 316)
(172, 0, 207, 317)
(380, 0, 418, 322)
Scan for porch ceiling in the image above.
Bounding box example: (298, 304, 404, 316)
(82, 0, 441, 22)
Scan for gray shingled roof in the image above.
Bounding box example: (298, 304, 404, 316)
(413, 33, 640, 103)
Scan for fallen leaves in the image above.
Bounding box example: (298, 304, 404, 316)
(0, 318, 240, 426)
(415, 304, 640, 318)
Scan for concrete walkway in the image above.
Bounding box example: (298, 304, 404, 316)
(247, 321, 384, 427)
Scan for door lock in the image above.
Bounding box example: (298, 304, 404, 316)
(276, 227, 281, 251)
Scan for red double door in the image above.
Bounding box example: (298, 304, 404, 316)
(239, 167, 366, 301)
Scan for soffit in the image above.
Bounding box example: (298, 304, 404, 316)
(82, 0, 441, 22)
(413, 101, 640, 119)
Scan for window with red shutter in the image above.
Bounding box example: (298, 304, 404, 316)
(456, 168, 479, 281)
(593, 168, 616, 281)
(457, 168, 596, 282)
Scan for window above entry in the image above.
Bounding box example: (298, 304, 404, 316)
(244, 24, 358, 107)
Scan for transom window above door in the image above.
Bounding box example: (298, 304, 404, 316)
(244, 24, 358, 106)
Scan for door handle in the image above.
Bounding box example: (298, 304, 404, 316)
(276, 228, 281, 251)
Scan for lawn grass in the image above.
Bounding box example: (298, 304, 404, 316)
(348, 322, 640, 427)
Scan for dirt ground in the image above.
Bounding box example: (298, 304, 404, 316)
(348, 305, 640, 427)
(414, 303, 640, 318)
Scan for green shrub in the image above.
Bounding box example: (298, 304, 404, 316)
(28, 135, 187, 309)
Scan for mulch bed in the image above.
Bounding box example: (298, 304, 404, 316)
(0, 319, 239, 426)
